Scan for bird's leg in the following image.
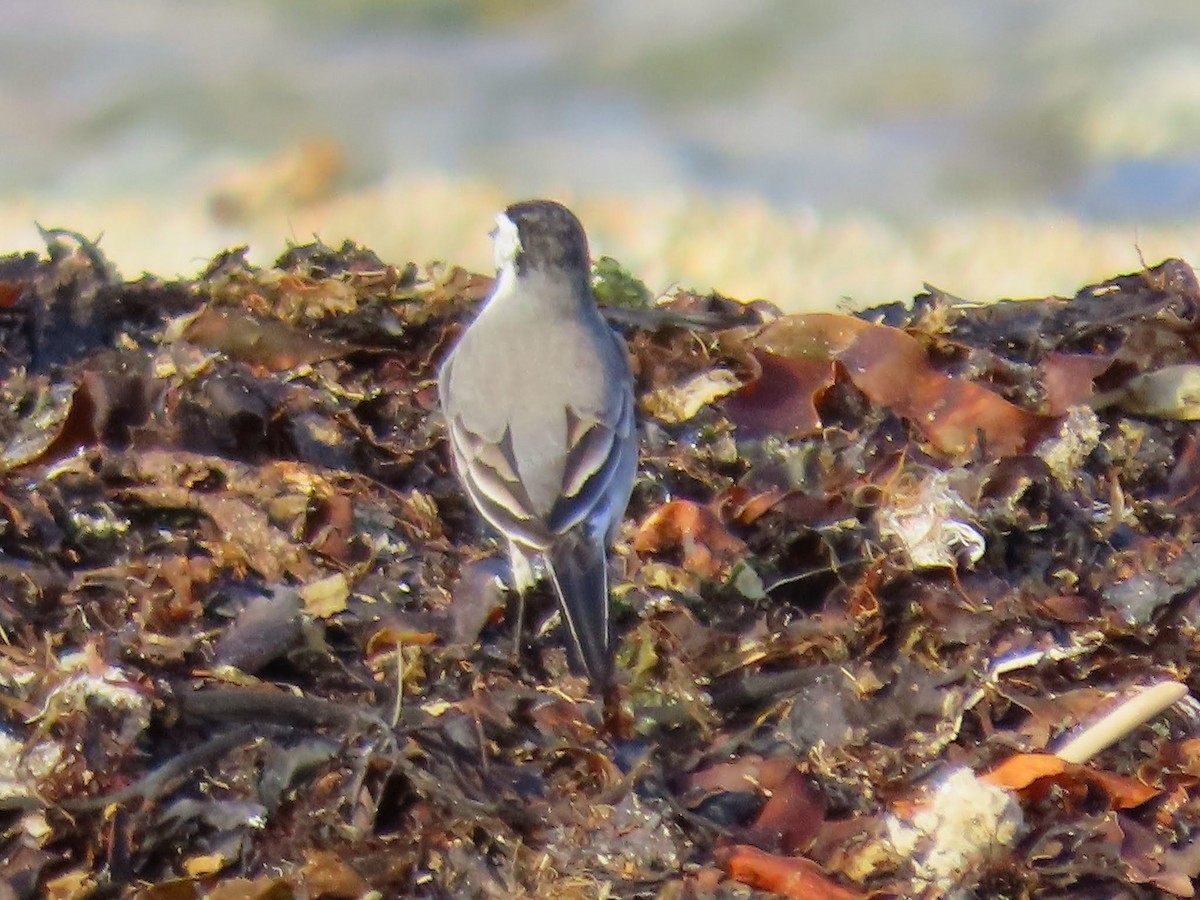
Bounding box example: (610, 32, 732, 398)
(511, 590, 526, 660)
(508, 544, 537, 659)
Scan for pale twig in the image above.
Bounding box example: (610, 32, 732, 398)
(1054, 680, 1189, 764)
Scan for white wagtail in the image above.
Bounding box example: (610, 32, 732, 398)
(438, 200, 638, 688)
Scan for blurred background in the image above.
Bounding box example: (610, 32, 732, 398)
(5, 0, 1200, 310)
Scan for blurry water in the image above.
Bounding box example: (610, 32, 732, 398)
(8, 0, 1200, 221)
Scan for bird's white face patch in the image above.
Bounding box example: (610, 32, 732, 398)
(492, 212, 522, 272)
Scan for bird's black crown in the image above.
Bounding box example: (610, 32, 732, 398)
(504, 199, 590, 276)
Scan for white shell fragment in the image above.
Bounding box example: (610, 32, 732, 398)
(641, 368, 741, 423)
(1094, 364, 1200, 420)
(37, 652, 152, 745)
(876, 470, 985, 570)
(885, 767, 1026, 895)
(1034, 405, 1102, 485)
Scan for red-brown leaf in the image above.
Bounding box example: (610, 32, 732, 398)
(718, 844, 861, 900)
(728, 313, 1055, 458)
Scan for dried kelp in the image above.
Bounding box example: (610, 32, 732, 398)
(0, 235, 1198, 898)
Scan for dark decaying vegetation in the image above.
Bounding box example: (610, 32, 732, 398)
(0, 230, 1199, 897)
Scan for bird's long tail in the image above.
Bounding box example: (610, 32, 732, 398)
(543, 530, 612, 688)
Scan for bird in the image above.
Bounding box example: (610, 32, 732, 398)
(437, 200, 638, 688)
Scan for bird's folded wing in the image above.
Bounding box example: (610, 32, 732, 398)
(447, 416, 553, 548)
(547, 390, 635, 534)
(447, 388, 634, 546)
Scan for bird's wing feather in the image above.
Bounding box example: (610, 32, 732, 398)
(561, 406, 617, 498)
(439, 306, 635, 546)
(446, 413, 554, 548)
(546, 387, 635, 534)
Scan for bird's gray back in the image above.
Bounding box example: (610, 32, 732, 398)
(439, 283, 630, 520)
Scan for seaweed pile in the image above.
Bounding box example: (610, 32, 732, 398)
(0, 231, 1199, 898)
